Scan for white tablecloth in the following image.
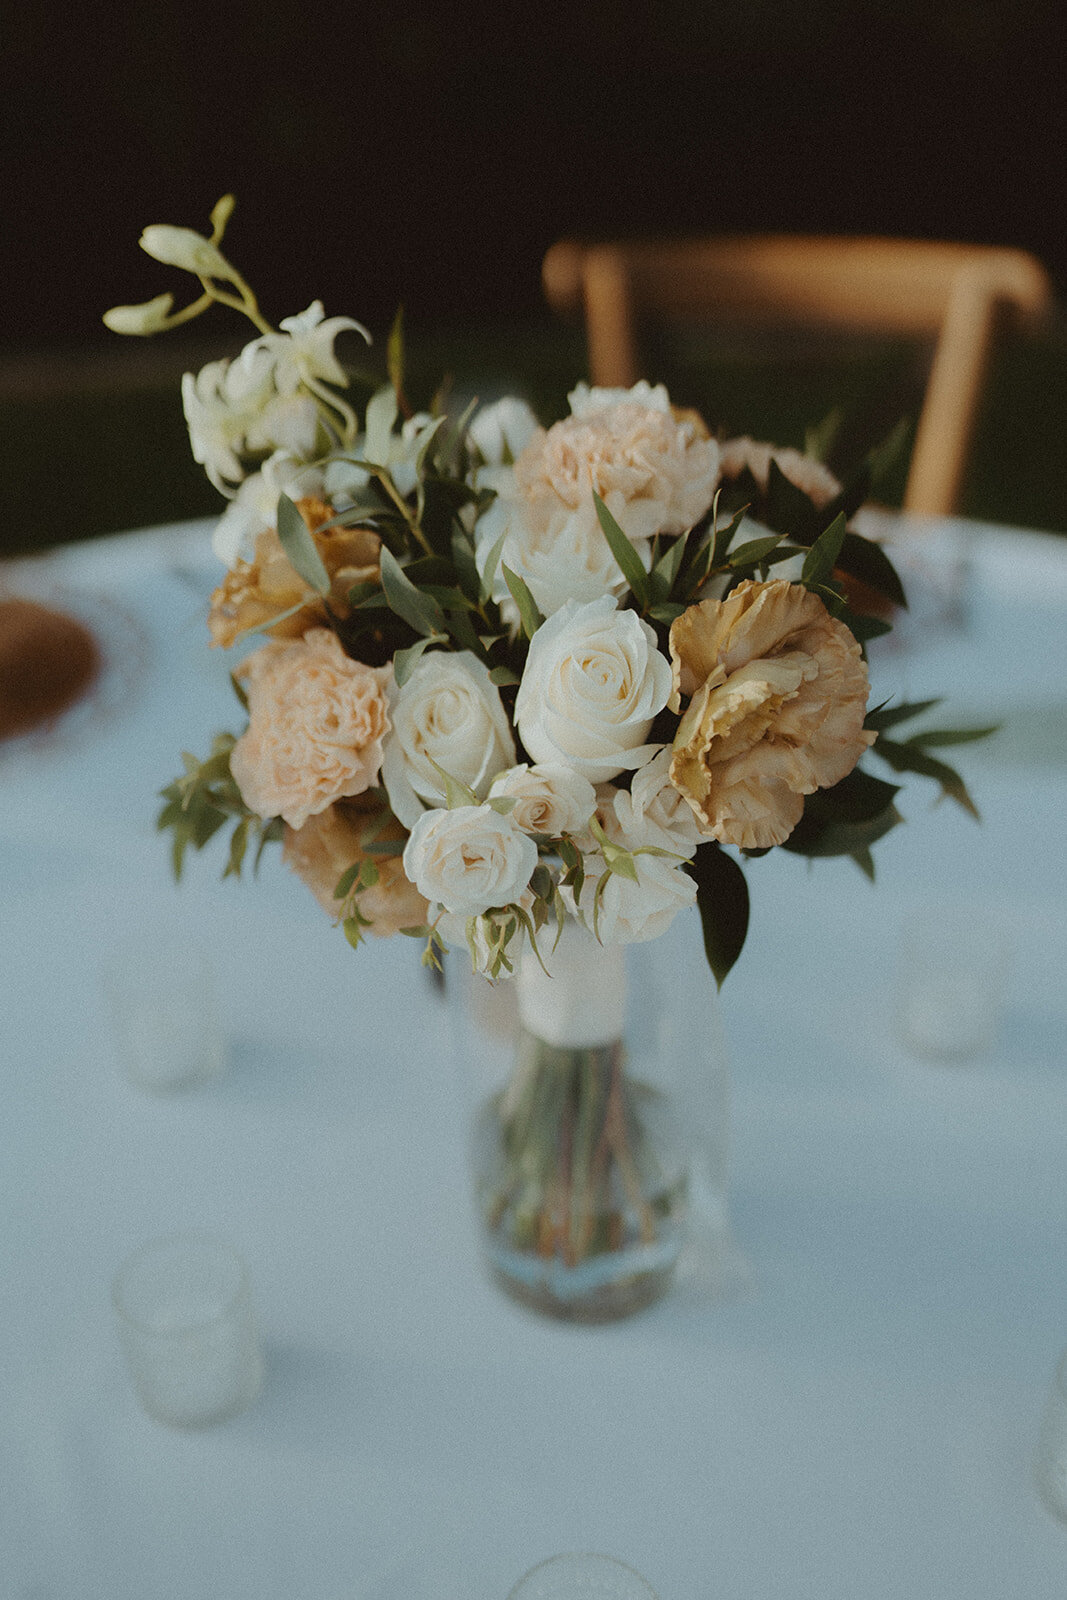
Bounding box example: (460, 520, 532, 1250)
(2, 515, 1066, 1599)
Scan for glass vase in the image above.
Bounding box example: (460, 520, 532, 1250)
(451, 910, 730, 1322)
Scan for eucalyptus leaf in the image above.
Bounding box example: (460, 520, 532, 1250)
(480, 530, 508, 602)
(873, 737, 980, 817)
(594, 492, 650, 606)
(801, 511, 848, 590)
(502, 564, 544, 640)
(365, 385, 399, 465)
(865, 697, 942, 733)
(387, 306, 405, 402)
(379, 546, 448, 637)
(727, 534, 784, 568)
(393, 633, 447, 686)
(276, 493, 329, 595)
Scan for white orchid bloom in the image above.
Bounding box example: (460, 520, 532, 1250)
(102, 293, 177, 336)
(253, 302, 370, 396)
(211, 451, 326, 568)
(139, 225, 234, 280)
(181, 345, 277, 491)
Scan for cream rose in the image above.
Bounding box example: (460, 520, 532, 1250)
(515, 596, 672, 784)
(607, 747, 705, 856)
(473, 381, 719, 616)
(402, 804, 538, 919)
(575, 797, 698, 945)
(381, 651, 515, 828)
(488, 763, 597, 838)
(229, 629, 391, 829)
(668, 579, 875, 849)
(282, 800, 428, 936)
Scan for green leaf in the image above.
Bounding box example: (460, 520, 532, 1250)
(593, 492, 651, 606)
(365, 385, 398, 465)
(835, 531, 908, 609)
(804, 765, 901, 824)
(276, 493, 329, 595)
(866, 417, 911, 491)
(901, 724, 1000, 749)
(479, 530, 508, 603)
(488, 665, 521, 686)
(652, 531, 689, 597)
(387, 305, 405, 402)
(379, 546, 448, 637)
(426, 756, 479, 810)
(801, 511, 848, 591)
(710, 504, 750, 570)
(766, 458, 820, 541)
(229, 671, 249, 712)
(865, 697, 942, 734)
(782, 801, 902, 861)
(727, 533, 784, 568)
(684, 843, 750, 988)
(502, 564, 544, 640)
(334, 862, 363, 901)
(393, 632, 447, 686)
(873, 737, 980, 817)
(804, 407, 843, 463)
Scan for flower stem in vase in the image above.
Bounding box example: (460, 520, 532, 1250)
(473, 924, 687, 1321)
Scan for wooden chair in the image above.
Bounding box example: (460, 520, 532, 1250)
(542, 235, 1054, 516)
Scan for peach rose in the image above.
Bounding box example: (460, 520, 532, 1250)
(282, 799, 428, 936)
(718, 437, 841, 509)
(208, 496, 381, 647)
(668, 580, 874, 849)
(230, 628, 391, 829)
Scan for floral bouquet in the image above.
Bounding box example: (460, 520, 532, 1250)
(106, 197, 986, 1316)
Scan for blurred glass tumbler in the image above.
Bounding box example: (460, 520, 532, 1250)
(102, 939, 226, 1092)
(112, 1234, 265, 1427)
(1035, 1348, 1067, 1523)
(507, 1554, 659, 1599)
(895, 910, 1009, 1061)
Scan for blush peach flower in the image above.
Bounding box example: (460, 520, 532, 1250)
(474, 382, 720, 615)
(230, 628, 391, 829)
(718, 437, 841, 509)
(282, 799, 428, 936)
(668, 580, 874, 849)
(208, 496, 380, 647)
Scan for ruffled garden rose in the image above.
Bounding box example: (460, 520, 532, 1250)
(515, 596, 672, 784)
(718, 437, 841, 510)
(402, 804, 538, 919)
(488, 763, 597, 838)
(229, 629, 391, 829)
(282, 798, 428, 936)
(381, 652, 515, 828)
(668, 579, 875, 849)
(474, 381, 720, 616)
(208, 497, 381, 647)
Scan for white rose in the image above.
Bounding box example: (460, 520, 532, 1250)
(578, 846, 697, 945)
(469, 396, 540, 466)
(515, 596, 672, 784)
(609, 747, 705, 856)
(573, 793, 697, 945)
(381, 651, 516, 828)
(488, 763, 597, 838)
(403, 805, 538, 919)
(474, 476, 649, 618)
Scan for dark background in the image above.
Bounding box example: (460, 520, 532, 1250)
(2, 0, 1065, 545)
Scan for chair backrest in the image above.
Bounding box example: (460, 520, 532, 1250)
(542, 235, 1054, 516)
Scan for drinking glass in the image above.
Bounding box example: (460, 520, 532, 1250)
(112, 1233, 265, 1427)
